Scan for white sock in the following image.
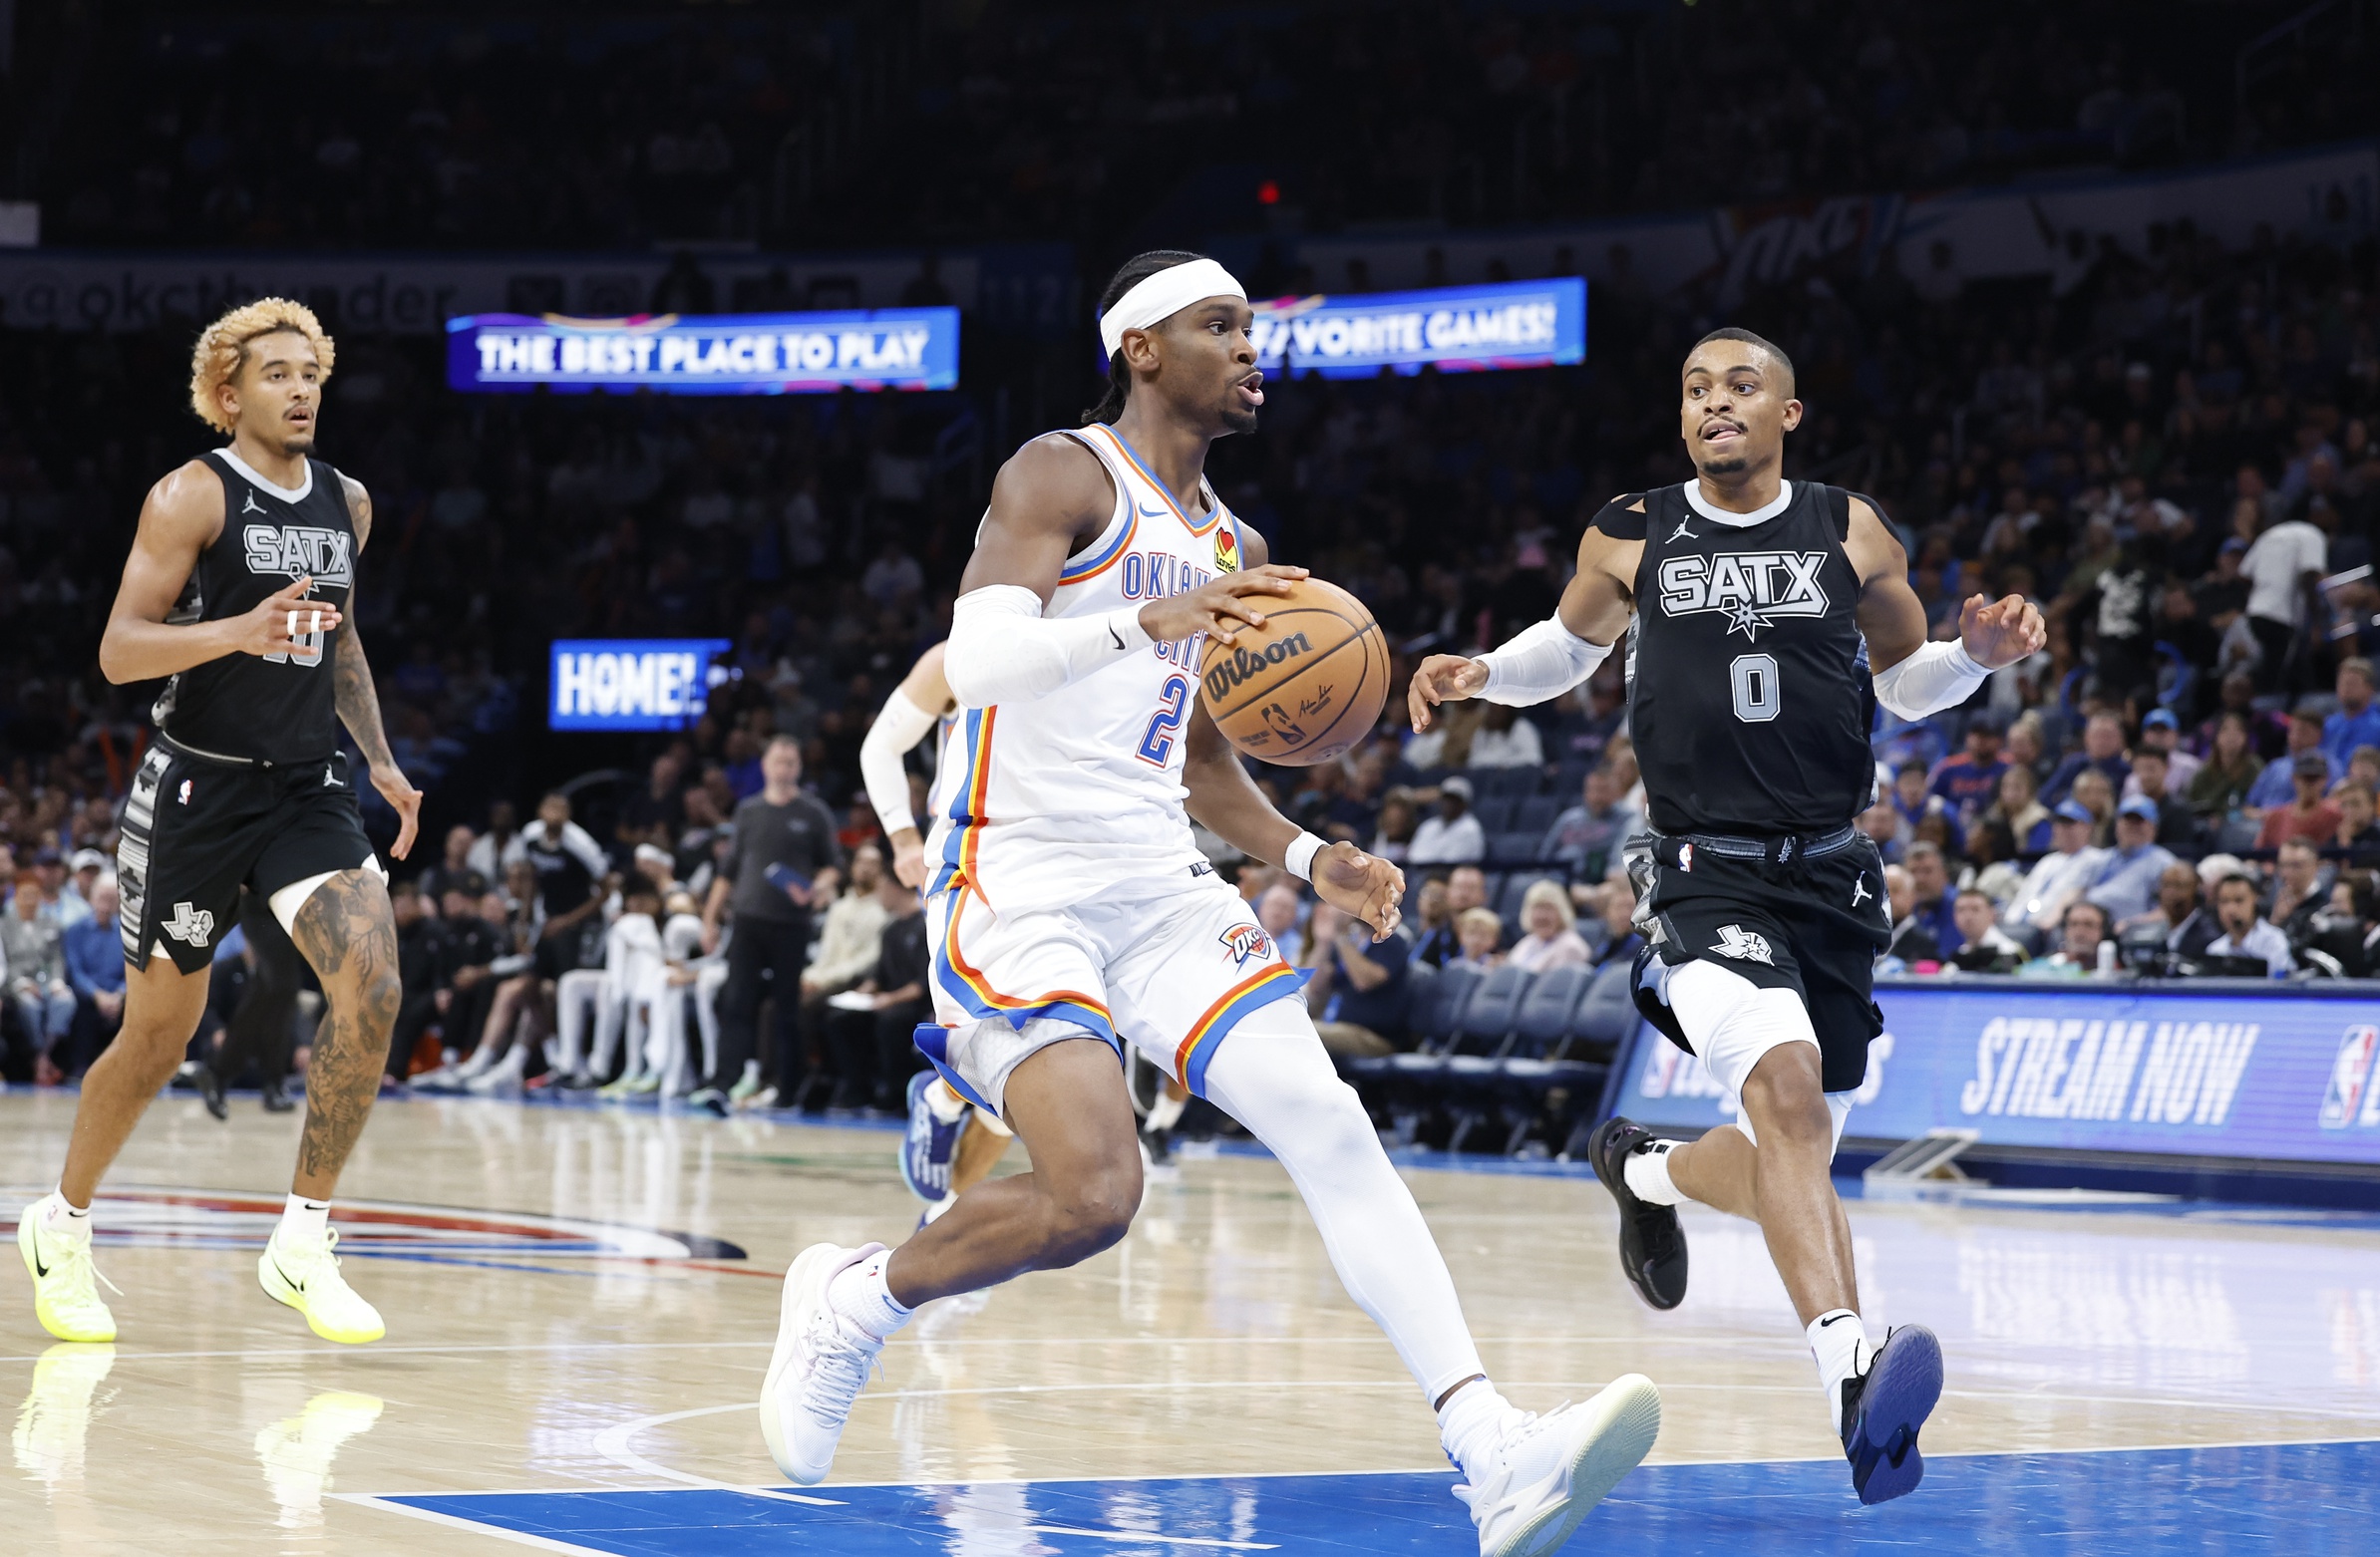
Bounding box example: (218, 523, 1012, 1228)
(43, 1187, 93, 1239)
(1622, 1139, 1687, 1206)
(1435, 1378, 1517, 1485)
(828, 1248, 914, 1341)
(1145, 1090, 1188, 1133)
(925, 1080, 968, 1124)
(278, 1194, 332, 1247)
(1808, 1310, 1871, 1433)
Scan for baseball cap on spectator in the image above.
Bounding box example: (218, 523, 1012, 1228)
(2141, 709, 2178, 732)
(2293, 751, 2331, 777)
(69, 848, 110, 872)
(2117, 795, 2159, 821)
(2053, 799, 2093, 823)
(1440, 776, 1475, 799)
(32, 847, 61, 866)
(2219, 536, 2248, 555)
(2196, 853, 2244, 890)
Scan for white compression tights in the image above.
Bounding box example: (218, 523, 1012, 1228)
(1197, 999, 1488, 1404)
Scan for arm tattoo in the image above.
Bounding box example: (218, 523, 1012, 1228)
(332, 621, 399, 771)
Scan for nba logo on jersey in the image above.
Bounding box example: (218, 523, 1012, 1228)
(2319, 1025, 2380, 1128)
(1218, 923, 1272, 967)
(177, 778, 193, 805)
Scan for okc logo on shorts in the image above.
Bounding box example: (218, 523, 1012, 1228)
(1712, 924, 1774, 965)
(1218, 923, 1273, 967)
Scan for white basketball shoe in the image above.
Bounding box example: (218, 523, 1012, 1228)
(1456, 1374, 1661, 1557)
(760, 1242, 888, 1484)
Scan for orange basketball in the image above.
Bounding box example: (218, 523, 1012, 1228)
(1198, 575, 1389, 767)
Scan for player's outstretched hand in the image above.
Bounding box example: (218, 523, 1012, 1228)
(1956, 592, 2046, 670)
(235, 576, 343, 659)
(888, 829, 930, 891)
(1312, 841, 1405, 942)
(371, 763, 423, 859)
(1138, 564, 1307, 646)
(1406, 654, 1489, 733)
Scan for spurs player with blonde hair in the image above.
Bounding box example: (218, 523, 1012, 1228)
(17, 298, 421, 1348)
(763, 251, 1660, 1557)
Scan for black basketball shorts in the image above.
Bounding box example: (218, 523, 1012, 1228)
(118, 744, 380, 975)
(1626, 829, 1892, 1093)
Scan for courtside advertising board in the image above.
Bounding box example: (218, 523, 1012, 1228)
(449, 308, 960, 394)
(1617, 982, 2380, 1166)
(1249, 277, 1584, 378)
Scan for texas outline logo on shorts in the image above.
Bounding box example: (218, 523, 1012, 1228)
(1711, 924, 1774, 965)
(1219, 923, 1274, 967)
(161, 902, 215, 945)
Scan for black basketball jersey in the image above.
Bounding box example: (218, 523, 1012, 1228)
(1594, 481, 1875, 836)
(151, 451, 355, 766)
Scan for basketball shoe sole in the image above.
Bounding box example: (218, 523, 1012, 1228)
(1842, 1324, 1942, 1505)
(1467, 1374, 1661, 1557)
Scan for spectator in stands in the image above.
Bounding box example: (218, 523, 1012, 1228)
(2125, 749, 2202, 849)
(1592, 875, 1645, 968)
(2069, 769, 2119, 846)
(384, 879, 442, 1085)
(2268, 836, 2331, 946)
(2238, 504, 2328, 694)
(2205, 872, 2294, 976)
(2087, 798, 2182, 923)
(823, 859, 928, 1112)
(2247, 706, 2338, 811)
(1369, 787, 1420, 864)
(2337, 782, 2380, 862)
(1881, 865, 1941, 966)
(1451, 907, 1505, 971)
(410, 877, 509, 1087)
(1508, 880, 1591, 974)
(421, 825, 479, 902)
(1983, 762, 2051, 858)
(1857, 795, 1908, 863)
(2122, 863, 2219, 959)
(2004, 800, 2110, 932)
(1903, 842, 1958, 952)
(1408, 777, 1485, 866)
(1255, 881, 1306, 965)
(3, 871, 75, 1084)
(2124, 710, 2203, 801)
(1889, 760, 1956, 847)
(466, 800, 521, 883)
(1539, 763, 1638, 880)
(2043, 712, 2131, 806)
(1926, 714, 2007, 831)
(1413, 865, 1487, 968)
(1466, 704, 1542, 769)
(2257, 752, 2343, 848)
(802, 843, 892, 1108)
(1299, 900, 1411, 1058)
(2189, 712, 2263, 818)
(1945, 888, 2025, 971)
(62, 876, 125, 1075)
(2023, 900, 2111, 977)
(2328, 660, 2380, 769)
(60, 850, 107, 928)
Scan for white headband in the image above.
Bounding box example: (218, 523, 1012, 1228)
(1097, 258, 1247, 360)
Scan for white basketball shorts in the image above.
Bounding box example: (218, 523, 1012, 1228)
(917, 874, 1303, 1118)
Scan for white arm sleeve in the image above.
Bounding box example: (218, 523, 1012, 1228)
(942, 584, 1154, 709)
(1475, 615, 1614, 707)
(1871, 639, 1989, 721)
(859, 688, 939, 837)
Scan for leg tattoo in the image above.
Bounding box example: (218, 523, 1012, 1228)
(289, 871, 404, 1196)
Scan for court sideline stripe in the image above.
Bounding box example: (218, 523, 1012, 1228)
(339, 1495, 620, 1555)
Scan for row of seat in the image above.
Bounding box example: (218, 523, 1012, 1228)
(1341, 960, 1640, 1156)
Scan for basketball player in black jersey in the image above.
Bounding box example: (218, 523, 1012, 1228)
(17, 299, 418, 1349)
(1412, 328, 2043, 1505)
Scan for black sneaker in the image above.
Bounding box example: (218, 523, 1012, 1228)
(1585, 1116, 1688, 1310)
(259, 1081, 295, 1113)
(200, 1067, 230, 1122)
(1141, 1120, 1175, 1165)
(1839, 1324, 1942, 1505)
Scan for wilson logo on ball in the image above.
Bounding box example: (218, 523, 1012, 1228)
(1202, 632, 1315, 703)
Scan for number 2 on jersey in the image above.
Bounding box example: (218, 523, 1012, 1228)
(1137, 675, 1190, 766)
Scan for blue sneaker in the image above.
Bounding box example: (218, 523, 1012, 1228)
(1841, 1324, 1942, 1505)
(900, 1072, 965, 1203)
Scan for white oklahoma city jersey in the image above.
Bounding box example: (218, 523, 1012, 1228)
(925, 422, 1247, 916)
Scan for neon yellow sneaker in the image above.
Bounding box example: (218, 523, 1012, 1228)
(17, 1198, 118, 1345)
(257, 1228, 385, 1344)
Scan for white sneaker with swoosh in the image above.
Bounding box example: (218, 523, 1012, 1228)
(17, 1197, 118, 1344)
(1455, 1374, 1662, 1557)
(257, 1228, 385, 1344)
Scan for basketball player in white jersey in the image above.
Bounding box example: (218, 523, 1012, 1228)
(18, 299, 419, 1348)
(1409, 328, 2043, 1503)
(763, 253, 1660, 1557)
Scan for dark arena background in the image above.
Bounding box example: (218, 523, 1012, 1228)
(2, 3, 2378, 1554)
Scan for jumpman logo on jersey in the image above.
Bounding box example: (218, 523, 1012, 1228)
(241, 489, 266, 516)
(1667, 516, 1697, 543)
(1711, 924, 1774, 965)
(323, 764, 342, 787)
(1851, 873, 1873, 909)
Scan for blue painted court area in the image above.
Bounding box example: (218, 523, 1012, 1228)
(374, 1439, 2380, 1555)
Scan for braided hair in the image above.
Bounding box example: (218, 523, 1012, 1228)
(1081, 249, 1208, 426)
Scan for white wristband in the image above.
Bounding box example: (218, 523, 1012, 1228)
(1871, 638, 1990, 721)
(1282, 831, 1327, 882)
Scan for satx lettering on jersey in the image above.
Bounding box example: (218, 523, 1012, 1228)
(241, 523, 354, 587)
(1200, 632, 1315, 704)
(1655, 550, 1829, 642)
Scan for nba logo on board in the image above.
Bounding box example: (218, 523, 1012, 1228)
(1218, 923, 1272, 967)
(1213, 527, 1240, 574)
(2320, 1025, 2380, 1129)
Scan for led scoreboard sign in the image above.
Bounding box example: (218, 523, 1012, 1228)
(548, 640, 732, 732)
(450, 308, 959, 395)
(1248, 277, 1584, 379)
